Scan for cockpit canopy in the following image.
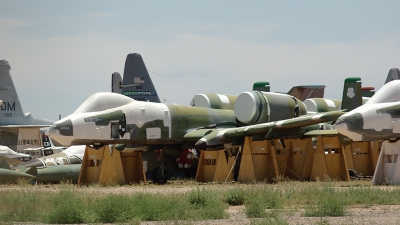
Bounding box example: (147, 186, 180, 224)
(366, 80, 400, 104)
(74, 92, 134, 113)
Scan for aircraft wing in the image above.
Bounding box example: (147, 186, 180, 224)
(190, 111, 345, 149)
(0, 156, 23, 166)
(303, 130, 338, 136)
(0, 125, 50, 134)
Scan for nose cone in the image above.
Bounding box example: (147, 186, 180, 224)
(194, 130, 225, 150)
(335, 113, 364, 141)
(49, 119, 74, 146)
(195, 138, 208, 150)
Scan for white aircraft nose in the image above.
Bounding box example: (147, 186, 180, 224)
(335, 116, 363, 141)
(49, 122, 74, 146)
(334, 119, 347, 135)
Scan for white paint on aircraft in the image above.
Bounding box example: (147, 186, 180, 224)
(217, 94, 229, 104)
(326, 100, 337, 109)
(392, 120, 400, 133)
(335, 122, 363, 141)
(363, 112, 391, 132)
(346, 88, 355, 98)
(147, 127, 161, 139)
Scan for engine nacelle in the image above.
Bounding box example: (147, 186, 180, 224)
(234, 91, 307, 125)
(304, 98, 341, 113)
(190, 93, 237, 110)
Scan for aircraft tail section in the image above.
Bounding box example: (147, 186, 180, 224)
(120, 53, 160, 103)
(341, 77, 362, 112)
(42, 133, 54, 148)
(0, 60, 53, 126)
(385, 68, 400, 84)
(287, 85, 325, 101)
(253, 81, 270, 92)
(111, 72, 122, 94)
(0, 159, 11, 170)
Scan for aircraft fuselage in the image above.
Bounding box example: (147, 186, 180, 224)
(50, 96, 236, 146)
(335, 101, 400, 141)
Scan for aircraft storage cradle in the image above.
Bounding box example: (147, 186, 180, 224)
(78, 145, 146, 185)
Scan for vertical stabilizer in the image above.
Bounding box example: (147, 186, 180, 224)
(0, 60, 53, 126)
(111, 72, 122, 94)
(120, 53, 160, 103)
(42, 133, 53, 148)
(253, 81, 270, 92)
(0, 60, 25, 125)
(385, 68, 400, 84)
(0, 159, 10, 169)
(341, 77, 362, 112)
(287, 85, 325, 101)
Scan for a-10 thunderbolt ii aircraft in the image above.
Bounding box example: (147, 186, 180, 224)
(48, 78, 362, 183)
(335, 79, 400, 142)
(49, 79, 362, 148)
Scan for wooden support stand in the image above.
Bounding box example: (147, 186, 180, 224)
(373, 140, 400, 185)
(78, 145, 146, 186)
(237, 137, 278, 182)
(344, 140, 380, 177)
(195, 149, 236, 182)
(284, 138, 315, 180)
(237, 137, 315, 182)
(310, 136, 350, 181)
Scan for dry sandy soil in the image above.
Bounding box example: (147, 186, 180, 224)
(3, 180, 400, 225)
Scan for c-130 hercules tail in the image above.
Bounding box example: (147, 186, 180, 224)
(111, 53, 161, 103)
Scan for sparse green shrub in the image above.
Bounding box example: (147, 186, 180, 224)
(245, 197, 266, 218)
(0, 188, 46, 222)
(224, 188, 245, 205)
(94, 193, 129, 223)
(185, 188, 227, 220)
(45, 189, 85, 224)
(187, 188, 208, 209)
(303, 183, 347, 217)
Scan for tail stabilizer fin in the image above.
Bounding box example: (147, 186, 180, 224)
(341, 77, 362, 112)
(111, 72, 122, 94)
(0, 60, 25, 125)
(0, 159, 10, 169)
(25, 166, 38, 176)
(362, 87, 375, 98)
(253, 81, 270, 92)
(42, 133, 54, 148)
(287, 85, 325, 101)
(0, 60, 53, 126)
(385, 68, 400, 84)
(121, 53, 160, 103)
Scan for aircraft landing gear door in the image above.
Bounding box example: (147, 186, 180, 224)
(111, 122, 119, 139)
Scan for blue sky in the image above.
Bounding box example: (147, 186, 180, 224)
(1, 1, 400, 121)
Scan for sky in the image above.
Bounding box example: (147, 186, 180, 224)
(1, 1, 400, 121)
